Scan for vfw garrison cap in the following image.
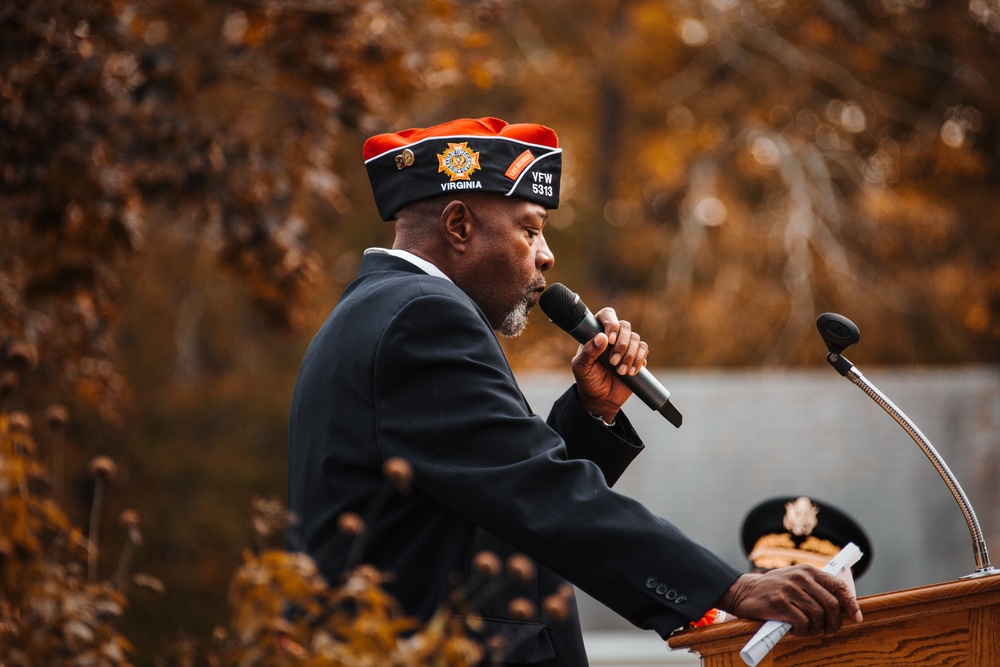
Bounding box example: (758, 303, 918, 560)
(363, 117, 562, 221)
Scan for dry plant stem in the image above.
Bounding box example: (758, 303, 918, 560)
(52, 432, 65, 506)
(343, 481, 396, 573)
(18, 463, 29, 500)
(88, 479, 106, 582)
(283, 523, 308, 553)
(113, 542, 134, 591)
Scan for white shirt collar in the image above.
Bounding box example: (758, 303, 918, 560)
(364, 247, 452, 283)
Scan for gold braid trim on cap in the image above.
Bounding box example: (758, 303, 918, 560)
(800, 536, 841, 558)
(748, 533, 842, 570)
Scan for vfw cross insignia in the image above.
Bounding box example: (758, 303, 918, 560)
(437, 142, 481, 181)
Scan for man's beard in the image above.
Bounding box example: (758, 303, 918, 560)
(497, 284, 538, 338)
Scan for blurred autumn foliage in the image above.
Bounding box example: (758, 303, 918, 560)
(497, 0, 1000, 369)
(0, 416, 505, 665)
(2, 0, 999, 660)
(0, 412, 138, 664)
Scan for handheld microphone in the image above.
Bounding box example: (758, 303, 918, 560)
(539, 283, 682, 428)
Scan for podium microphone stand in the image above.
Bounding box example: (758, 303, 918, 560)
(815, 312, 995, 579)
(668, 313, 1000, 666)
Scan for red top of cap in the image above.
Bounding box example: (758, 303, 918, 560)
(363, 117, 559, 160)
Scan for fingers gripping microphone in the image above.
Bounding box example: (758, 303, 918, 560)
(539, 283, 682, 428)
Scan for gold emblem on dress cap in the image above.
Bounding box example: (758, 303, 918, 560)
(395, 148, 415, 170)
(783, 496, 819, 536)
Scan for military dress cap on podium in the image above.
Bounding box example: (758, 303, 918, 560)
(671, 496, 1000, 666)
(690, 495, 873, 629)
(740, 495, 873, 579)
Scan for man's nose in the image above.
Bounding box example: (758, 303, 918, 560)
(537, 237, 555, 272)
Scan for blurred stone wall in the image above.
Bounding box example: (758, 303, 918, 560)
(516, 366, 1000, 637)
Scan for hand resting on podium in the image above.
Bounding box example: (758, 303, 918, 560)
(715, 565, 863, 636)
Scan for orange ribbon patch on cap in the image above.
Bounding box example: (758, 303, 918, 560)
(505, 149, 535, 180)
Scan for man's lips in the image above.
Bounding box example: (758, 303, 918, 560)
(527, 283, 546, 308)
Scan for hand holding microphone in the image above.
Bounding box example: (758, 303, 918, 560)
(539, 283, 682, 428)
(568, 304, 649, 424)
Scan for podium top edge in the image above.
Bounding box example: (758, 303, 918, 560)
(668, 573, 1000, 652)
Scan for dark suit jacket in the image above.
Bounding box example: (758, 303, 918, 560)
(287, 251, 739, 666)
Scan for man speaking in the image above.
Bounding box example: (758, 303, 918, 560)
(287, 117, 861, 666)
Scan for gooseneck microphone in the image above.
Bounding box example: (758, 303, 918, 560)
(539, 283, 682, 428)
(816, 312, 996, 578)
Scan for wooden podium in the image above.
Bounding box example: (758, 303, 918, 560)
(667, 574, 1000, 666)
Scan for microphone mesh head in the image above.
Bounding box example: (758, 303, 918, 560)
(539, 283, 587, 332)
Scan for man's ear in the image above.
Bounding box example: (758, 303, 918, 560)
(440, 200, 473, 252)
